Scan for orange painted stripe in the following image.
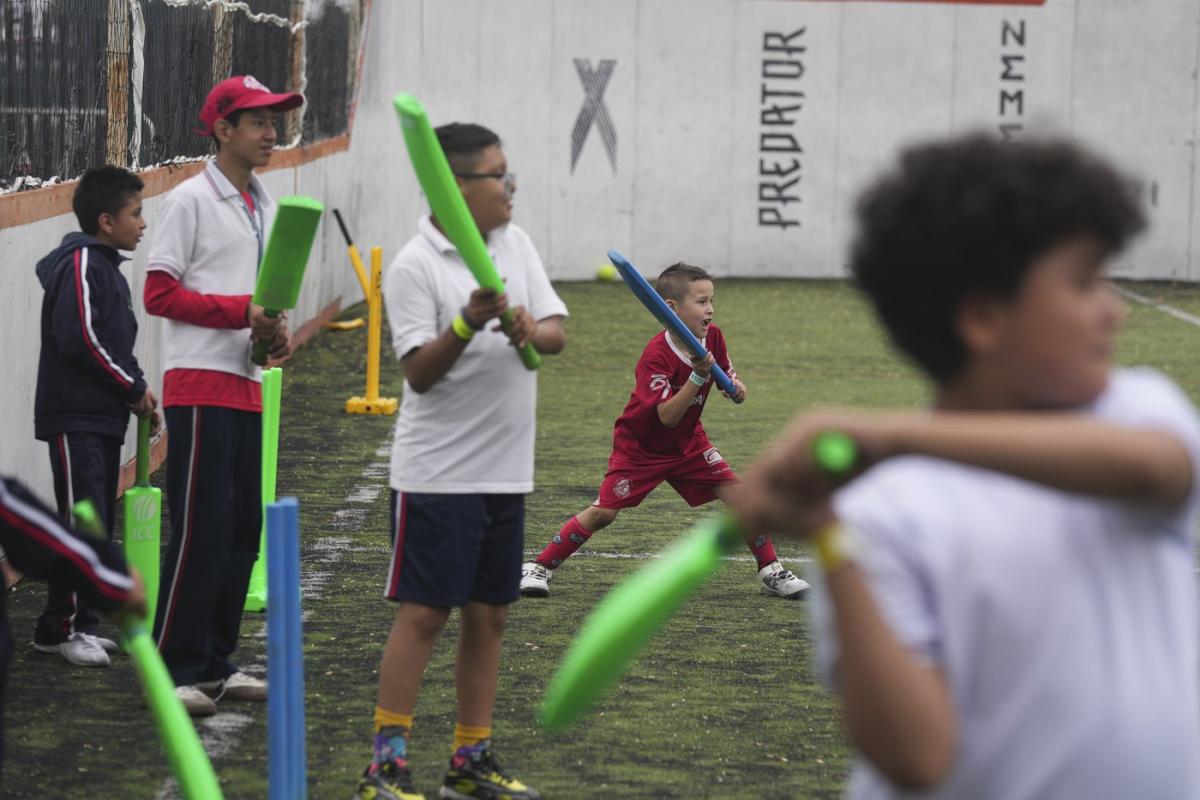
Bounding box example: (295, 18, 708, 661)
(1, 133, 349, 230)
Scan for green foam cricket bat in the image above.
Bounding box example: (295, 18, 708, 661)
(123, 415, 160, 629)
(73, 500, 224, 800)
(393, 93, 542, 371)
(539, 432, 859, 731)
(244, 366, 282, 612)
(251, 196, 324, 366)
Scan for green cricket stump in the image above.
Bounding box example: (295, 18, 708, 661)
(245, 367, 283, 612)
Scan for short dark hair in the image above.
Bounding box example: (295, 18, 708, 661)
(655, 262, 712, 303)
(212, 108, 250, 151)
(850, 133, 1145, 382)
(435, 122, 501, 173)
(73, 165, 144, 235)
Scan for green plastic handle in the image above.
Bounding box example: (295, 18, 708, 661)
(74, 501, 223, 799)
(393, 93, 541, 371)
(250, 311, 280, 367)
(538, 432, 860, 731)
(811, 431, 857, 475)
(136, 415, 151, 487)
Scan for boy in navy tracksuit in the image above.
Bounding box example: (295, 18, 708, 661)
(0, 476, 143, 777)
(32, 165, 158, 668)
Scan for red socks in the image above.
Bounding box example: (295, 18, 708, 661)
(536, 516, 593, 568)
(748, 531, 778, 570)
(537, 516, 776, 571)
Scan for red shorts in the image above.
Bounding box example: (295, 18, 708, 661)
(595, 443, 735, 509)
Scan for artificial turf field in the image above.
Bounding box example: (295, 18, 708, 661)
(6, 278, 1200, 799)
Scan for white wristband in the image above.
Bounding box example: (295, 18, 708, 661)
(688, 371, 707, 386)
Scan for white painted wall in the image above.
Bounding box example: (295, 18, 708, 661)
(4, 0, 1199, 496)
(351, 0, 1200, 281)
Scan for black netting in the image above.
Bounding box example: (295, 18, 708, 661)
(1, 1, 108, 190)
(304, 2, 350, 142)
(231, 1, 291, 107)
(2, 0, 358, 192)
(139, 0, 215, 165)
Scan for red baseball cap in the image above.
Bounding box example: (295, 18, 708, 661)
(197, 75, 304, 136)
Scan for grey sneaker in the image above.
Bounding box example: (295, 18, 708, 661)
(175, 685, 218, 717)
(758, 561, 810, 600)
(519, 562, 551, 598)
(34, 632, 110, 667)
(197, 671, 267, 702)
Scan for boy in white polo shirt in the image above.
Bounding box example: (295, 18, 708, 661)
(356, 123, 566, 800)
(732, 134, 1200, 798)
(144, 75, 300, 716)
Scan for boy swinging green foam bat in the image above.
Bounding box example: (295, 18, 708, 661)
(539, 432, 858, 731)
(250, 196, 324, 366)
(392, 93, 541, 370)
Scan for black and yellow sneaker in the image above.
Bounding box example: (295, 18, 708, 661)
(439, 740, 541, 800)
(356, 758, 425, 800)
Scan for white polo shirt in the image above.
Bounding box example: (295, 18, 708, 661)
(384, 216, 567, 494)
(146, 161, 273, 381)
(815, 368, 1200, 799)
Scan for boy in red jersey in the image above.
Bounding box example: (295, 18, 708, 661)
(521, 263, 808, 599)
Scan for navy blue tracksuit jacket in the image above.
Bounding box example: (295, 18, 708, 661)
(34, 232, 147, 442)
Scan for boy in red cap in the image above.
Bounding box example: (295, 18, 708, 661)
(143, 75, 300, 716)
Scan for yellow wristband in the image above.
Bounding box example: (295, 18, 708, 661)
(812, 522, 855, 573)
(451, 314, 475, 342)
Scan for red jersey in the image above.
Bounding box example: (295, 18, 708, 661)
(611, 325, 735, 461)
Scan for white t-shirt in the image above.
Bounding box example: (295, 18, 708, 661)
(146, 161, 273, 381)
(816, 368, 1200, 800)
(385, 216, 567, 494)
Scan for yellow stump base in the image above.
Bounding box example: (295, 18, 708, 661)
(326, 318, 366, 331)
(346, 396, 398, 415)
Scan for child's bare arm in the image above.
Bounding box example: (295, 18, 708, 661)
(826, 560, 957, 790)
(529, 314, 566, 355)
(742, 410, 1192, 518)
(402, 287, 507, 393)
(875, 413, 1193, 509)
(728, 473, 956, 789)
(656, 354, 712, 428)
(495, 310, 566, 355)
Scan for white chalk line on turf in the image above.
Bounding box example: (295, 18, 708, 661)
(1115, 286, 1200, 328)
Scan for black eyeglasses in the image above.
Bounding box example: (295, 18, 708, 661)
(453, 171, 517, 190)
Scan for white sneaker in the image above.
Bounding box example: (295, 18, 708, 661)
(33, 632, 110, 667)
(175, 685, 218, 717)
(758, 561, 810, 600)
(80, 632, 119, 653)
(197, 671, 267, 702)
(519, 562, 552, 598)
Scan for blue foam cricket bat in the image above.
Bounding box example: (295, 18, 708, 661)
(606, 249, 741, 402)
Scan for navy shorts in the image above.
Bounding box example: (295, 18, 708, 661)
(384, 491, 525, 607)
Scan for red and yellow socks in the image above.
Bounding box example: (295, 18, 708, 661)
(536, 515, 593, 568)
